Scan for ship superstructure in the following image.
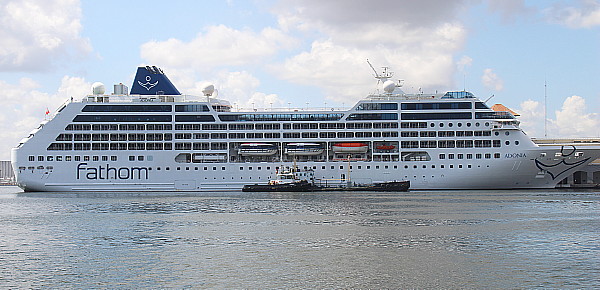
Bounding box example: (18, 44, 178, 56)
(11, 66, 600, 191)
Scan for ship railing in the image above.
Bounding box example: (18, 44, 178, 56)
(82, 94, 202, 103)
(367, 94, 442, 101)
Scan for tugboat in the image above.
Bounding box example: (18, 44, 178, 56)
(242, 166, 316, 192)
(242, 165, 410, 192)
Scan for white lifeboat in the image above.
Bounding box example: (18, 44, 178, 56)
(238, 143, 277, 156)
(285, 143, 324, 156)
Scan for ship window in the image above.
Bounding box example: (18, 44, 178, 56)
(505, 141, 510, 145)
(37, 156, 44, 161)
(66, 156, 72, 161)
(93, 156, 99, 161)
(448, 154, 454, 159)
(485, 153, 491, 159)
(458, 165, 463, 168)
(476, 154, 482, 159)
(402, 102, 471, 110)
(83, 105, 172, 112)
(515, 141, 520, 145)
(466, 154, 473, 159)
(356, 103, 398, 110)
(494, 153, 501, 158)
(84, 156, 90, 161)
(175, 115, 215, 122)
(458, 154, 464, 159)
(402, 112, 472, 120)
(73, 115, 172, 122)
(450, 165, 454, 168)
(129, 156, 135, 161)
(47, 156, 53, 161)
(175, 104, 209, 112)
(475, 102, 489, 109)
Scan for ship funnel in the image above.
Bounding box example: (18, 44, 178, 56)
(130, 66, 181, 95)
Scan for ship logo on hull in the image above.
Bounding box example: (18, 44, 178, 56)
(76, 163, 149, 180)
(534, 146, 590, 180)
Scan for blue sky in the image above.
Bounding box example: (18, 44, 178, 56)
(0, 0, 599, 160)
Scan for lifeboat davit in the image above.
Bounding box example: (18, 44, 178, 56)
(332, 143, 369, 153)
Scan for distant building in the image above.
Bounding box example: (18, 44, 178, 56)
(0, 161, 15, 184)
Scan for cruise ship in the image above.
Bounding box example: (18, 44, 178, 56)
(11, 65, 600, 191)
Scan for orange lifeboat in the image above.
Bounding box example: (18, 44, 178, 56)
(376, 145, 396, 150)
(332, 143, 369, 153)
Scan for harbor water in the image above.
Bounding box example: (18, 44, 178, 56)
(1, 186, 599, 288)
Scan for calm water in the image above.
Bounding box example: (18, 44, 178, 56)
(0, 186, 599, 288)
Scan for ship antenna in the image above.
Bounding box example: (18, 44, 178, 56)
(544, 78, 547, 138)
(366, 59, 393, 84)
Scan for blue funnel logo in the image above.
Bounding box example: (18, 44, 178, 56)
(130, 66, 181, 95)
(138, 75, 159, 91)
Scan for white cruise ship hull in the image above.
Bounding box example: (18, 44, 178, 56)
(12, 145, 600, 192)
(11, 66, 600, 192)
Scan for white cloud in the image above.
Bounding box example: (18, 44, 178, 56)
(271, 1, 468, 103)
(543, 0, 600, 28)
(140, 1, 471, 107)
(517, 99, 545, 136)
(140, 25, 297, 71)
(552, 95, 600, 137)
(518, 95, 600, 138)
(0, 0, 91, 71)
(481, 68, 504, 91)
(457, 55, 473, 72)
(139, 24, 295, 108)
(0, 76, 90, 160)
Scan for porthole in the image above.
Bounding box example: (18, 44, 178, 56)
(494, 132, 500, 136)
(515, 141, 520, 145)
(475, 122, 480, 127)
(449, 123, 453, 127)
(467, 123, 471, 127)
(505, 131, 510, 136)
(458, 123, 463, 127)
(505, 141, 510, 145)
(485, 122, 490, 127)
(430, 123, 435, 127)
(439, 123, 444, 127)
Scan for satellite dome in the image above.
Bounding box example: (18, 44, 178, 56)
(91, 82, 105, 95)
(383, 80, 395, 94)
(202, 84, 215, 96)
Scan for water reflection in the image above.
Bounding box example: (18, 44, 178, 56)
(0, 186, 599, 288)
